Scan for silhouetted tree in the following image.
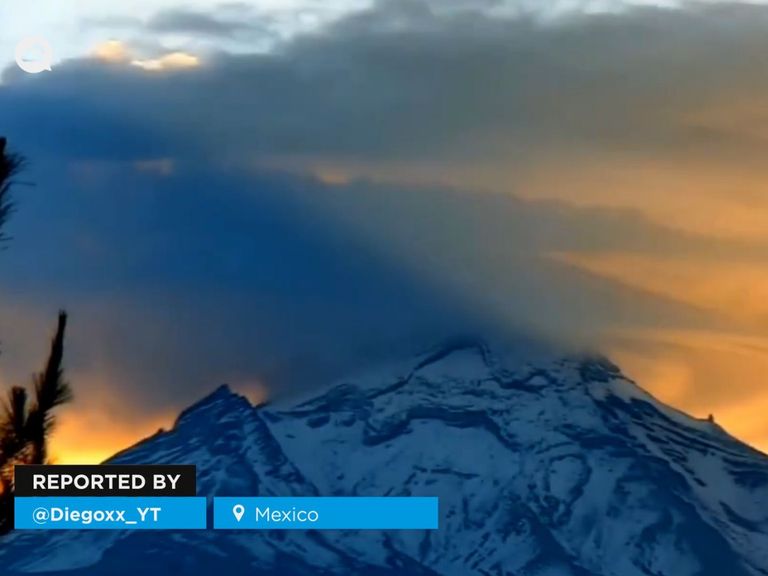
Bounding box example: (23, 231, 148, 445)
(0, 137, 22, 241)
(0, 312, 71, 533)
(25, 311, 71, 465)
(0, 140, 73, 533)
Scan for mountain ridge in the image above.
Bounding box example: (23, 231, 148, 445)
(2, 340, 768, 576)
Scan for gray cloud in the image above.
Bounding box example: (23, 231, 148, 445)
(34, 1, 768, 171)
(3, 0, 768, 425)
(146, 8, 270, 38)
(0, 158, 723, 412)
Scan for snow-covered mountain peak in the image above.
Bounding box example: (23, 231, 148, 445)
(3, 341, 768, 576)
(173, 383, 253, 428)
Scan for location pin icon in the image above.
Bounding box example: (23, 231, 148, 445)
(232, 504, 245, 522)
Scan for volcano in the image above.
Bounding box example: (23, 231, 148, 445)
(3, 339, 768, 575)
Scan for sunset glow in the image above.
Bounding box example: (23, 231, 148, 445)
(4, 0, 768, 468)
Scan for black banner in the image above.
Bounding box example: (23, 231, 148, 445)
(15, 465, 196, 496)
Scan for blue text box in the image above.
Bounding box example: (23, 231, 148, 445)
(15, 497, 207, 530)
(214, 497, 438, 530)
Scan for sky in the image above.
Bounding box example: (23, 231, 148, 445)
(3, 0, 768, 462)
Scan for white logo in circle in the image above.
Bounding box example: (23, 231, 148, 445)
(15, 37, 54, 74)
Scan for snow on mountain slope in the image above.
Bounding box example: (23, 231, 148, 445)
(2, 339, 768, 576)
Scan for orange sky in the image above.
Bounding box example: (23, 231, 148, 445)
(44, 325, 768, 463)
(41, 154, 768, 461)
(47, 381, 269, 464)
(12, 148, 768, 462)
(6, 2, 768, 464)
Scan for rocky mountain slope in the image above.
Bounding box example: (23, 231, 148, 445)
(3, 339, 768, 575)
